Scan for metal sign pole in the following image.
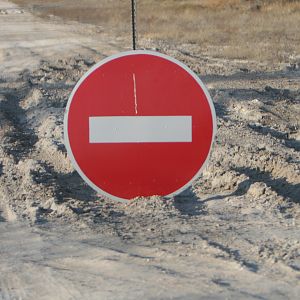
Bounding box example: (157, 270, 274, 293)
(131, 0, 137, 50)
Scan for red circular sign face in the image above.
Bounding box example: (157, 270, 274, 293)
(64, 51, 216, 202)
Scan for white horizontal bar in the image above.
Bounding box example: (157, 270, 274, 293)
(89, 116, 192, 143)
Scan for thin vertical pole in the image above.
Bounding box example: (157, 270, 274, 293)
(131, 0, 137, 50)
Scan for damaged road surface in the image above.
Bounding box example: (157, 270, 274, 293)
(0, 0, 299, 299)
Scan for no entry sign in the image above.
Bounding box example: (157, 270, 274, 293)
(64, 51, 216, 202)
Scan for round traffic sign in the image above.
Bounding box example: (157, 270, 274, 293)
(64, 51, 216, 202)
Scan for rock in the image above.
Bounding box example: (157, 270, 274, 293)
(41, 197, 56, 211)
(247, 182, 267, 198)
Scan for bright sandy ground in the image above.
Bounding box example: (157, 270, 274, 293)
(0, 0, 299, 299)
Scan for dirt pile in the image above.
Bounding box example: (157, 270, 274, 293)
(0, 52, 299, 275)
(1, 0, 300, 298)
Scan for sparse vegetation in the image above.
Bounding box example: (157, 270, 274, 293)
(11, 0, 300, 63)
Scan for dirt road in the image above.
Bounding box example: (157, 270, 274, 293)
(0, 0, 299, 299)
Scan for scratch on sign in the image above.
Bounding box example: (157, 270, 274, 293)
(133, 73, 138, 115)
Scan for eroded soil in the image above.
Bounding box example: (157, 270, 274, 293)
(0, 1, 299, 299)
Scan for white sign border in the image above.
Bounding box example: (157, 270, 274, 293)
(64, 50, 217, 203)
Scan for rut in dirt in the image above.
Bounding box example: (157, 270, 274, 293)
(0, 84, 37, 162)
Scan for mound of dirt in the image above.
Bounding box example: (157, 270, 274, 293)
(0, 52, 299, 254)
(0, 1, 299, 298)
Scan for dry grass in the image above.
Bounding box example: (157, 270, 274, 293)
(11, 0, 300, 63)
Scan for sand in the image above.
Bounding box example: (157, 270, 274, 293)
(0, 0, 299, 299)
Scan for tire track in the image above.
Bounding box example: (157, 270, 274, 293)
(0, 83, 37, 163)
(0, 78, 62, 223)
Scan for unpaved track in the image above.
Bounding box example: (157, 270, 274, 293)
(1, 220, 299, 300)
(0, 0, 124, 78)
(0, 0, 300, 299)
